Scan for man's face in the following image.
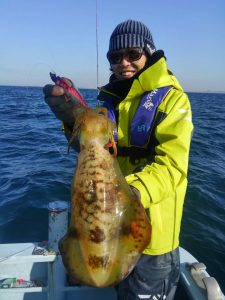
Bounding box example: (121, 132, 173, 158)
(108, 48, 147, 80)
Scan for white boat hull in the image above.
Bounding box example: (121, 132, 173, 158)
(0, 201, 224, 300)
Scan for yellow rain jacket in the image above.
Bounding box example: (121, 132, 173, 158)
(98, 55, 194, 255)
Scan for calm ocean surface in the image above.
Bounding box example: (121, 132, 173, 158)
(0, 86, 225, 292)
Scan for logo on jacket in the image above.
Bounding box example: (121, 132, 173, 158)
(137, 124, 146, 133)
(142, 89, 158, 111)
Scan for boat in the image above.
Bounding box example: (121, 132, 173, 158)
(0, 201, 224, 300)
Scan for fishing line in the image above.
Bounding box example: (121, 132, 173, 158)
(25, 62, 72, 161)
(96, 0, 99, 92)
(26, 0, 102, 156)
(96, 0, 102, 109)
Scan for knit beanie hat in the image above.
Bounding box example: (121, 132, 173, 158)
(108, 20, 156, 56)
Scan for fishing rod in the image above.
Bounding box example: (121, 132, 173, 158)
(50, 0, 100, 103)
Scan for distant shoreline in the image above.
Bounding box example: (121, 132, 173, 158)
(0, 85, 224, 94)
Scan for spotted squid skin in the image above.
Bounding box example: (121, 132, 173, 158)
(59, 110, 151, 287)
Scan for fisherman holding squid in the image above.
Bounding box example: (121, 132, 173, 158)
(44, 20, 193, 300)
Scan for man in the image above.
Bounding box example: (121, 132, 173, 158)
(44, 19, 193, 300)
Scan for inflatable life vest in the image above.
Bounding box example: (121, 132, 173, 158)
(103, 86, 172, 160)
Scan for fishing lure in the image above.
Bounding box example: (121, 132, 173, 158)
(50, 72, 88, 107)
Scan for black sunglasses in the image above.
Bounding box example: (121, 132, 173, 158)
(107, 48, 143, 65)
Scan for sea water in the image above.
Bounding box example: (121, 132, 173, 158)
(0, 86, 225, 293)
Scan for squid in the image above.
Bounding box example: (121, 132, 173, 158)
(59, 107, 151, 287)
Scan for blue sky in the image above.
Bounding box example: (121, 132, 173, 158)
(0, 0, 225, 92)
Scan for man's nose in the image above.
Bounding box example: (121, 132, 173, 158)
(120, 57, 131, 65)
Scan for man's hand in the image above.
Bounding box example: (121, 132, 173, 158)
(43, 78, 76, 126)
